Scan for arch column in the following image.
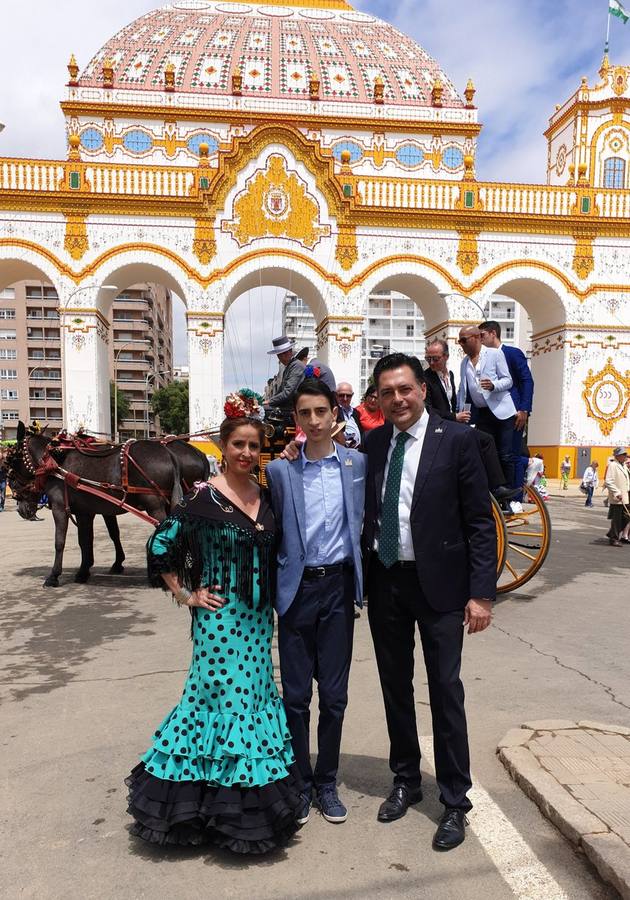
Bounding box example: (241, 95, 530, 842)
(60, 298, 111, 436)
(187, 312, 224, 433)
(315, 315, 363, 391)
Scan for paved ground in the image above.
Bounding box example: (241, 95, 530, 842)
(1, 483, 628, 900)
(499, 720, 630, 898)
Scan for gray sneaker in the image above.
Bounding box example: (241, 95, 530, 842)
(317, 785, 347, 823)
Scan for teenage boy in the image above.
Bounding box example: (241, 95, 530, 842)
(266, 379, 366, 825)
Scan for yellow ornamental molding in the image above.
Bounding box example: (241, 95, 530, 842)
(335, 224, 358, 271)
(456, 231, 479, 276)
(572, 235, 595, 280)
(186, 312, 224, 337)
(193, 218, 216, 265)
(222, 154, 330, 250)
(582, 357, 630, 437)
(64, 213, 89, 261)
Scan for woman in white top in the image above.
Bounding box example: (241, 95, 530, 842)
(581, 460, 599, 508)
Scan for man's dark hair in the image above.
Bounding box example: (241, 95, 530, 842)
(479, 320, 501, 340)
(295, 346, 309, 362)
(293, 378, 336, 411)
(373, 352, 426, 389)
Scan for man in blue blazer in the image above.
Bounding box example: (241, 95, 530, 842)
(266, 379, 366, 827)
(479, 320, 534, 490)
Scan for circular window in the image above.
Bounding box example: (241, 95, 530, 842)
(442, 146, 464, 170)
(395, 144, 424, 167)
(122, 130, 154, 153)
(187, 133, 219, 156)
(332, 140, 363, 163)
(80, 128, 104, 151)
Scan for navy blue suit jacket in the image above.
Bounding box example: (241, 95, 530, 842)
(362, 414, 497, 610)
(501, 344, 534, 414)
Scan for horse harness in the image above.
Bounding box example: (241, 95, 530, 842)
(14, 436, 173, 526)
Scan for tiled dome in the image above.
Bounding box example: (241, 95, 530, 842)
(77, 0, 464, 110)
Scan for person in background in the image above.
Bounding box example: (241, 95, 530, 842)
(0, 449, 8, 511)
(581, 460, 599, 508)
(620, 457, 630, 543)
(335, 382, 363, 450)
(604, 447, 630, 547)
(355, 384, 385, 433)
(560, 455, 571, 491)
(266, 336, 305, 419)
(479, 321, 534, 491)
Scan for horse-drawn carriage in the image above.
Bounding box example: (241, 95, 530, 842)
(259, 409, 551, 596)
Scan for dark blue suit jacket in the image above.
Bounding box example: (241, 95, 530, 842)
(501, 344, 534, 413)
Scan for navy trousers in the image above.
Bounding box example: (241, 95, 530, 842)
(472, 406, 516, 489)
(278, 568, 355, 790)
(368, 558, 473, 812)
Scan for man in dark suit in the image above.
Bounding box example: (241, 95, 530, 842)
(362, 352, 496, 851)
(423, 340, 515, 502)
(479, 321, 534, 491)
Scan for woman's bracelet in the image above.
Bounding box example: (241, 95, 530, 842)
(173, 586, 192, 606)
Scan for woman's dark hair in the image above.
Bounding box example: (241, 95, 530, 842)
(363, 384, 378, 399)
(293, 378, 336, 411)
(373, 352, 426, 389)
(219, 416, 266, 445)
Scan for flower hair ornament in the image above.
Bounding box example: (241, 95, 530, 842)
(303, 365, 321, 379)
(223, 388, 264, 420)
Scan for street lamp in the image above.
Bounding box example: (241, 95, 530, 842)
(58, 283, 118, 430)
(144, 369, 171, 439)
(438, 291, 487, 319)
(113, 339, 150, 442)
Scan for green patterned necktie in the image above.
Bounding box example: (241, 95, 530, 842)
(378, 431, 410, 569)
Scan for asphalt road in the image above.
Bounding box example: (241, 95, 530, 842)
(1, 488, 627, 900)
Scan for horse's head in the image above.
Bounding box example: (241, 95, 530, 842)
(6, 423, 51, 519)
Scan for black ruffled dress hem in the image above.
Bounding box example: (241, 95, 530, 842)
(126, 762, 303, 854)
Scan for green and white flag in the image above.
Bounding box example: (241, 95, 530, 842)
(610, 0, 629, 24)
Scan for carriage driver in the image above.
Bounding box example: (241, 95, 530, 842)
(265, 336, 306, 422)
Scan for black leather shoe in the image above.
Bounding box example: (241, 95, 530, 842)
(433, 808, 468, 851)
(492, 485, 521, 502)
(377, 784, 422, 822)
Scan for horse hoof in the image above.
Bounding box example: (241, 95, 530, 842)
(74, 571, 90, 584)
(109, 564, 125, 575)
(44, 577, 59, 588)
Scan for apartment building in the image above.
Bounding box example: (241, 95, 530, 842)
(0, 281, 173, 440)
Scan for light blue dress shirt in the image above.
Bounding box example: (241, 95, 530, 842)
(301, 443, 352, 566)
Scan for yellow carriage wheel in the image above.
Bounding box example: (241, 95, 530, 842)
(496, 485, 552, 594)
(491, 493, 508, 578)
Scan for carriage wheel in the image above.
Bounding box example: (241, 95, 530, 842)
(496, 485, 552, 594)
(491, 494, 508, 578)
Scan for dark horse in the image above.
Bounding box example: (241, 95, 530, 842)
(7, 425, 209, 586)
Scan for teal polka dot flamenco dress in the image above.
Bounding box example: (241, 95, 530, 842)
(125, 483, 303, 853)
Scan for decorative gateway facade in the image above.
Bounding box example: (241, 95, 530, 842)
(1, 0, 629, 470)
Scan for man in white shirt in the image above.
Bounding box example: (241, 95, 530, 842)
(456, 325, 516, 488)
(581, 460, 599, 508)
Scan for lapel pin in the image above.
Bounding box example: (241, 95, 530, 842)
(434, 427, 443, 433)
(345, 457, 353, 466)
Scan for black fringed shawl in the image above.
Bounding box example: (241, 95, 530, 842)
(146, 482, 276, 609)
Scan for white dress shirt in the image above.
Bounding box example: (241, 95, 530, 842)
(438, 371, 454, 405)
(464, 357, 488, 408)
(379, 409, 429, 561)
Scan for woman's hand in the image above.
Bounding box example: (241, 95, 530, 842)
(187, 584, 226, 611)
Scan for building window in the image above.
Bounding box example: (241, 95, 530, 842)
(0, 309, 16, 319)
(442, 146, 464, 170)
(395, 144, 425, 167)
(122, 130, 154, 153)
(0, 329, 17, 339)
(332, 140, 363, 163)
(1, 410, 19, 421)
(0, 368, 17, 379)
(0, 349, 17, 359)
(187, 133, 219, 156)
(603, 157, 626, 189)
(0, 288, 15, 299)
(1, 389, 18, 400)
(80, 128, 104, 151)
(406, 324, 414, 336)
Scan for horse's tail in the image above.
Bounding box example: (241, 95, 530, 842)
(165, 447, 184, 511)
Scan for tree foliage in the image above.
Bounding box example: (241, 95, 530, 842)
(110, 381, 131, 433)
(151, 380, 189, 435)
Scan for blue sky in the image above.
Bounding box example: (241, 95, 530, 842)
(0, 1, 627, 387)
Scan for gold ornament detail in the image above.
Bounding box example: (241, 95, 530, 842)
(582, 357, 630, 437)
(193, 218, 216, 265)
(67, 54, 79, 86)
(572, 235, 595, 280)
(223, 154, 330, 250)
(64, 214, 89, 261)
(335, 224, 358, 271)
(612, 66, 628, 97)
(456, 231, 479, 275)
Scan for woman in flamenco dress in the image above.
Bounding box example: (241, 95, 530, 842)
(126, 392, 303, 853)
